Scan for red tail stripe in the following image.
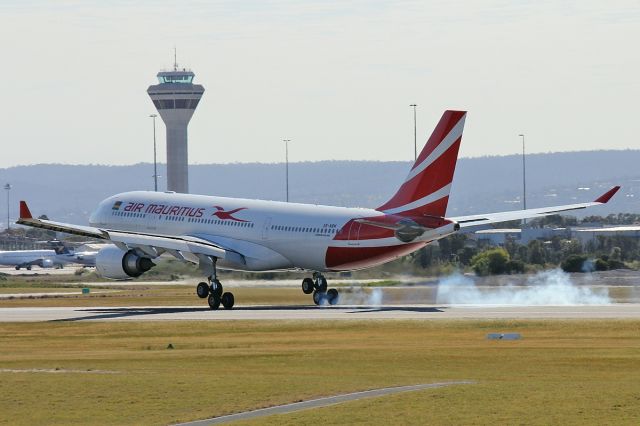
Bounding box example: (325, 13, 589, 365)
(334, 219, 395, 241)
(393, 197, 450, 218)
(412, 110, 466, 171)
(325, 243, 425, 270)
(377, 138, 461, 212)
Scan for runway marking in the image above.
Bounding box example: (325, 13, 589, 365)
(174, 381, 474, 425)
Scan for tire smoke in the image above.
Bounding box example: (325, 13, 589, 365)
(337, 287, 384, 306)
(436, 269, 611, 306)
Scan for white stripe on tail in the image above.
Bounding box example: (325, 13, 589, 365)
(377, 110, 466, 217)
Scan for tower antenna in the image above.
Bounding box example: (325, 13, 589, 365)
(173, 46, 178, 71)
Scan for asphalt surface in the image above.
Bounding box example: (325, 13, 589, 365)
(0, 266, 78, 276)
(1, 303, 639, 322)
(174, 382, 474, 425)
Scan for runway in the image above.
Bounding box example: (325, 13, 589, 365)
(1, 303, 639, 322)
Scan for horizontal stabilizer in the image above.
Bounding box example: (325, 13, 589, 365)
(355, 215, 459, 242)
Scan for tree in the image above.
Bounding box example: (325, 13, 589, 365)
(471, 248, 510, 276)
(412, 245, 438, 269)
(561, 254, 588, 272)
(610, 246, 622, 261)
(527, 240, 547, 265)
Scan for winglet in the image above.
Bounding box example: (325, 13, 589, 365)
(594, 186, 621, 204)
(19, 201, 33, 219)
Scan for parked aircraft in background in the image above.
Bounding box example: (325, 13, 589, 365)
(17, 110, 620, 309)
(54, 245, 99, 267)
(0, 244, 100, 270)
(0, 249, 64, 270)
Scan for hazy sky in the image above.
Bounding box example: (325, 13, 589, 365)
(1, 1, 638, 168)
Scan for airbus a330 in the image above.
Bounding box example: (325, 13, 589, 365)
(18, 110, 619, 309)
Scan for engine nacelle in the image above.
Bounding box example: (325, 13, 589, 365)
(40, 258, 54, 268)
(95, 246, 155, 280)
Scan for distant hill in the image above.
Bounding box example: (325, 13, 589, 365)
(0, 150, 638, 226)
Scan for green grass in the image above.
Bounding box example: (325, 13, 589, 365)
(0, 320, 639, 425)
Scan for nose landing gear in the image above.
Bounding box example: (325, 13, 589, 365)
(302, 272, 339, 306)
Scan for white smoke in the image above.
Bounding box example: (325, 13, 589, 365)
(337, 287, 384, 306)
(436, 269, 610, 306)
(581, 259, 596, 273)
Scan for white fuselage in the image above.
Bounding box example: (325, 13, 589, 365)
(0, 250, 59, 269)
(89, 191, 440, 272)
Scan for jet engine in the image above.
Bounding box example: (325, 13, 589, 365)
(95, 246, 155, 280)
(40, 258, 54, 268)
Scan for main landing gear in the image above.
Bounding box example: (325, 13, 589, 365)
(195, 265, 234, 310)
(302, 272, 339, 306)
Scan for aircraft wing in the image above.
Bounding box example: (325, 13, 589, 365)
(16, 201, 243, 266)
(449, 186, 620, 229)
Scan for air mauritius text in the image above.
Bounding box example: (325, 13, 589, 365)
(123, 202, 205, 217)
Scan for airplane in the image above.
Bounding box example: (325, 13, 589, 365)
(0, 249, 65, 270)
(16, 110, 620, 309)
(0, 244, 96, 270)
(54, 246, 99, 267)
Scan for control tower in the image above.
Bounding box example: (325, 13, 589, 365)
(147, 61, 204, 193)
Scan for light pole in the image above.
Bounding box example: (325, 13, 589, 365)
(410, 104, 417, 161)
(284, 139, 290, 202)
(4, 183, 11, 230)
(150, 114, 158, 191)
(519, 134, 527, 225)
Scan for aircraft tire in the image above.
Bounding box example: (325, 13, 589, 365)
(316, 276, 328, 293)
(221, 292, 235, 310)
(302, 278, 314, 294)
(211, 279, 223, 298)
(327, 288, 339, 305)
(313, 290, 326, 306)
(196, 282, 209, 299)
(208, 293, 221, 310)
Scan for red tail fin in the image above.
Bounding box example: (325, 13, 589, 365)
(20, 201, 33, 219)
(377, 110, 466, 217)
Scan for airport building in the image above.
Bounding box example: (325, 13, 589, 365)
(148, 62, 205, 193)
(469, 225, 640, 246)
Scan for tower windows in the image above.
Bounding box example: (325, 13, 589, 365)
(151, 98, 200, 110)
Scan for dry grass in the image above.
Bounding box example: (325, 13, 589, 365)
(0, 286, 310, 307)
(1, 284, 636, 307)
(0, 320, 639, 425)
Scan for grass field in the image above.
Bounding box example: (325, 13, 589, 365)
(0, 286, 311, 307)
(0, 320, 639, 425)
